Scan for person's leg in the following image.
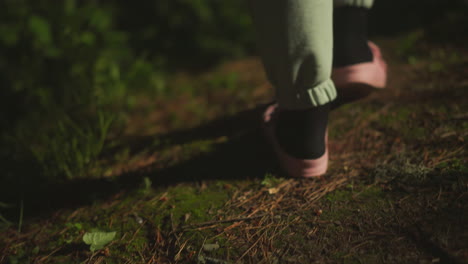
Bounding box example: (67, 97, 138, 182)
(332, 0, 387, 107)
(251, 0, 336, 110)
(333, 0, 374, 67)
(251, 0, 334, 177)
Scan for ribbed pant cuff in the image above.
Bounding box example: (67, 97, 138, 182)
(307, 79, 337, 107)
(278, 79, 337, 109)
(334, 0, 374, 9)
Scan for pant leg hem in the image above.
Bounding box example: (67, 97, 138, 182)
(334, 0, 374, 8)
(307, 79, 337, 107)
(278, 79, 337, 110)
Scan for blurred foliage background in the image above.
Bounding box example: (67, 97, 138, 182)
(0, 0, 254, 183)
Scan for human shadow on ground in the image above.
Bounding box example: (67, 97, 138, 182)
(1, 104, 278, 221)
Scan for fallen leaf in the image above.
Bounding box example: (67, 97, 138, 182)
(83, 231, 116, 252)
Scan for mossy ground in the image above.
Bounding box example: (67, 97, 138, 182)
(1, 10, 468, 264)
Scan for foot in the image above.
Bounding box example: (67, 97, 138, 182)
(263, 104, 328, 178)
(332, 42, 388, 108)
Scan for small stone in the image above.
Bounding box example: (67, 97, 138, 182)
(203, 243, 220, 252)
(268, 188, 279, 194)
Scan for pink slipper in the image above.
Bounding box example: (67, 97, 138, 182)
(332, 42, 388, 104)
(263, 104, 328, 178)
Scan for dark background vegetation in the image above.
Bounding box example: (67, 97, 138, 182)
(0, 0, 254, 187)
(0, 0, 466, 193)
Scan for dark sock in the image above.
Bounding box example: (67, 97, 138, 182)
(275, 104, 329, 159)
(333, 7, 373, 67)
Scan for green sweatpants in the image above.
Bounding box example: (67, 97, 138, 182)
(251, 0, 374, 109)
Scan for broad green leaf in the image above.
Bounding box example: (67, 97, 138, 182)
(83, 231, 116, 251)
(28, 15, 52, 44)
